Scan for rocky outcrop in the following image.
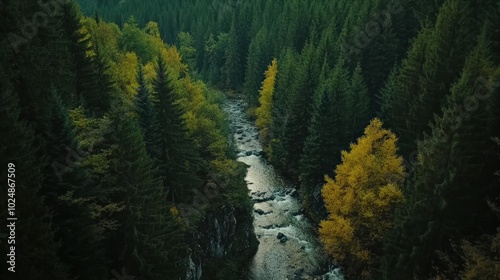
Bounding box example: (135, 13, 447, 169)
(185, 205, 258, 280)
(185, 254, 202, 280)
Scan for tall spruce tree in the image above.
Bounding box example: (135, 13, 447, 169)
(269, 48, 299, 166)
(243, 28, 270, 107)
(346, 64, 370, 142)
(109, 109, 188, 279)
(279, 41, 321, 178)
(299, 72, 345, 222)
(135, 65, 161, 159)
(152, 56, 200, 202)
(61, 1, 100, 113)
(222, 19, 242, 89)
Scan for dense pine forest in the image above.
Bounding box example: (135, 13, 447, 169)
(1, 0, 257, 279)
(1, 0, 500, 279)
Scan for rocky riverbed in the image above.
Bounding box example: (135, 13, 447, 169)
(224, 99, 343, 280)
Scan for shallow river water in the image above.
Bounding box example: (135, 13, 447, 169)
(223, 99, 343, 280)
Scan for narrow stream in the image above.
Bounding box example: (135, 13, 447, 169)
(224, 99, 343, 280)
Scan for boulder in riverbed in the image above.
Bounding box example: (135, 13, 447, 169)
(254, 209, 265, 215)
(252, 192, 275, 202)
(253, 150, 263, 156)
(277, 232, 288, 243)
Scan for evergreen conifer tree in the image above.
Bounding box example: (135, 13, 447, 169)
(152, 56, 200, 202)
(109, 110, 188, 279)
(346, 64, 370, 142)
(299, 72, 345, 222)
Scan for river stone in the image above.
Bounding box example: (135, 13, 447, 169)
(245, 151, 253, 156)
(254, 209, 265, 215)
(277, 232, 285, 239)
(252, 193, 275, 202)
(280, 236, 288, 243)
(291, 209, 302, 216)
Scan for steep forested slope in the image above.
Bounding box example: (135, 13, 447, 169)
(0, 1, 256, 279)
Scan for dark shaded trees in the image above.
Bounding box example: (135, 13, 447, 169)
(381, 33, 500, 279)
(152, 56, 201, 202)
(109, 108, 187, 279)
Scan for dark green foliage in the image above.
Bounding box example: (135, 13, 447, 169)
(377, 65, 399, 121)
(385, 0, 479, 157)
(243, 28, 271, 106)
(109, 108, 188, 279)
(327, 57, 351, 145)
(381, 34, 500, 279)
(152, 56, 201, 202)
(222, 20, 243, 90)
(62, 1, 111, 115)
(299, 73, 345, 222)
(276, 41, 322, 178)
(346, 64, 370, 142)
(135, 65, 161, 159)
(42, 89, 109, 280)
(269, 48, 299, 163)
(0, 82, 69, 280)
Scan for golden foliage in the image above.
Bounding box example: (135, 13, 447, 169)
(320, 118, 405, 276)
(255, 58, 278, 140)
(111, 52, 138, 103)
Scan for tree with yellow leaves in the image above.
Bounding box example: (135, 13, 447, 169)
(320, 118, 405, 279)
(255, 58, 278, 141)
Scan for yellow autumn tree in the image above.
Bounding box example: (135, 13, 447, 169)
(255, 58, 278, 141)
(320, 118, 405, 278)
(112, 52, 139, 101)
